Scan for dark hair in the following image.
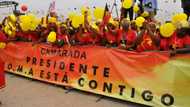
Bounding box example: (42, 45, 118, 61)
(177, 27, 189, 38)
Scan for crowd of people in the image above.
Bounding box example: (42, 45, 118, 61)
(0, 1, 190, 54)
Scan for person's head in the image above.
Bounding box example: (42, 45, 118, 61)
(121, 19, 130, 31)
(107, 23, 115, 31)
(131, 20, 137, 30)
(77, 24, 85, 32)
(95, 19, 102, 27)
(177, 27, 188, 38)
(149, 22, 157, 32)
(48, 22, 57, 32)
(60, 24, 67, 34)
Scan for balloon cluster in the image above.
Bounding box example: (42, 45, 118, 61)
(19, 14, 40, 32)
(172, 13, 187, 25)
(3, 14, 17, 37)
(69, 7, 93, 28)
(160, 13, 188, 38)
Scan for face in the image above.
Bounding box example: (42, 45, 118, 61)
(60, 26, 66, 34)
(149, 23, 156, 32)
(122, 21, 130, 31)
(107, 23, 115, 31)
(48, 23, 57, 31)
(131, 21, 137, 30)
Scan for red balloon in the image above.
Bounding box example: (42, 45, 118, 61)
(21, 5, 28, 12)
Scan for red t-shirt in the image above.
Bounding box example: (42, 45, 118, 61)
(160, 38, 170, 51)
(0, 31, 7, 42)
(136, 32, 158, 52)
(170, 32, 185, 49)
(184, 35, 190, 46)
(105, 31, 117, 43)
(16, 31, 27, 39)
(77, 32, 93, 44)
(27, 32, 39, 42)
(57, 34, 69, 43)
(117, 29, 137, 45)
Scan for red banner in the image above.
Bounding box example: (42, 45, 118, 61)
(0, 42, 190, 107)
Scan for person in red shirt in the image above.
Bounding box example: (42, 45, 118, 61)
(0, 24, 8, 43)
(81, 11, 102, 45)
(170, 26, 190, 48)
(169, 27, 190, 55)
(118, 19, 137, 50)
(159, 36, 171, 51)
(75, 24, 93, 45)
(135, 22, 159, 52)
(184, 27, 190, 47)
(56, 24, 70, 47)
(104, 22, 118, 47)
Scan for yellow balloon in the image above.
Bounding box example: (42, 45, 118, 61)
(122, 0, 133, 9)
(94, 7, 104, 20)
(9, 14, 17, 22)
(47, 31, 57, 43)
(172, 13, 187, 25)
(0, 42, 6, 49)
(68, 12, 77, 20)
(8, 22, 16, 31)
(141, 11, 149, 17)
(4, 25, 9, 33)
(72, 15, 84, 28)
(7, 30, 13, 36)
(135, 17, 145, 27)
(179, 13, 188, 20)
(180, 20, 189, 28)
(160, 23, 175, 38)
(19, 14, 40, 31)
(133, 4, 139, 13)
(81, 6, 91, 15)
